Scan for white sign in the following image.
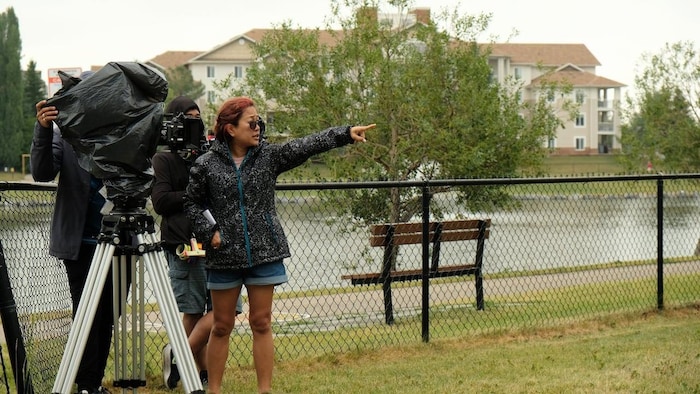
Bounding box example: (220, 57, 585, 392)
(47, 67, 82, 97)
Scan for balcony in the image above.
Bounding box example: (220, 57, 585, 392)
(598, 100, 613, 108)
(598, 122, 614, 132)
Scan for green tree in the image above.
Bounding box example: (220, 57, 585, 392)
(620, 41, 700, 172)
(164, 65, 205, 109)
(0, 7, 24, 169)
(221, 0, 566, 224)
(21, 60, 46, 158)
(23, 60, 46, 115)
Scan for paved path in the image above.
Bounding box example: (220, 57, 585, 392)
(270, 260, 700, 326)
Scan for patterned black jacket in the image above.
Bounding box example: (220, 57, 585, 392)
(184, 126, 353, 270)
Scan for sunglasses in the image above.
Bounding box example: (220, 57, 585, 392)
(245, 117, 263, 130)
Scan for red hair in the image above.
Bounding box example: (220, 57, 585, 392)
(214, 96, 256, 142)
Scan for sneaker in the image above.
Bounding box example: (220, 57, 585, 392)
(162, 344, 180, 389)
(200, 370, 208, 388)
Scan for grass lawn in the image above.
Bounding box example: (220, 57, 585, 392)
(276, 155, 627, 181)
(542, 155, 624, 175)
(127, 304, 700, 393)
(0, 171, 28, 182)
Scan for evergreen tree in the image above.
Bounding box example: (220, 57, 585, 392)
(23, 60, 46, 116)
(0, 7, 24, 169)
(21, 60, 47, 162)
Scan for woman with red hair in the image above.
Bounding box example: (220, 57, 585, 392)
(185, 96, 375, 393)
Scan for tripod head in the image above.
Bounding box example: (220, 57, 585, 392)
(98, 196, 158, 260)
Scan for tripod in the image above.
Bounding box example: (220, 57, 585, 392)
(52, 201, 204, 393)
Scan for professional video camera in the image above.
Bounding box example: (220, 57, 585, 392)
(159, 112, 208, 156)
(48, 62, 169, 204)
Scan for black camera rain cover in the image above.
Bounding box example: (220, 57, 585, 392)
(47, 61, 169, 203)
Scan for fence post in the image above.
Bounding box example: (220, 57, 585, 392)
(0, 241, 35, 393)
(656, 177, 664, 310)
(421, 184, 431, 343)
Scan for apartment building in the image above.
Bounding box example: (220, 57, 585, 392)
(147, 8, 625, 155)
(489, 43, 625, 155)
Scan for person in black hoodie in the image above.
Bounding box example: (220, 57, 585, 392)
(152, 96, 210, 389)
(31, 70, 119, 394)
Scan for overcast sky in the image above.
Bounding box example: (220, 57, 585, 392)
(6, 0, 700, 96)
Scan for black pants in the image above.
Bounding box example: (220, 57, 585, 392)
(64, 243, 131, 391)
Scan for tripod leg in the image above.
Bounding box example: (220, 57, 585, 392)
(138, 233, 204, 393)
(112, 256, 121, 384)
(52, 241, 116, 394)
(111, 251, 142, 390)
(112, 247, 147, 390)
(137, 252, 147, 385)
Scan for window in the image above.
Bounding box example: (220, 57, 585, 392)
(547, 137, 556, 149)
(207, 66, 215, 78)
(575, 114, 585, 127)
(602, 110, 614, 122)
(575, 137, 585, 151)
(575, 90, 585, 104)
(207, 91, 216, 103)
(234, 66, 243, 79)
(546, 90, 555, 102)
(514, 67, 522, 80)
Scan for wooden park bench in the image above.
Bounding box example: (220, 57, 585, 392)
(341, 219, 491, 325)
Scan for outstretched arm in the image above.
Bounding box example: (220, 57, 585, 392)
(274, 124, 377, 174)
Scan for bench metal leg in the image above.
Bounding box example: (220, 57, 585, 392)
(475, 273, 484, 310)
(382, 279, 394, 325)
(381, 226, 396, 325)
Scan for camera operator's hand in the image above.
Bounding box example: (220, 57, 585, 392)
(35, 100, 57, 129)
(211, 230, 221, 250)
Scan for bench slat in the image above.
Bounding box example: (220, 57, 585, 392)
(369, 219, 489, 236)
(369, 229, 490, 247)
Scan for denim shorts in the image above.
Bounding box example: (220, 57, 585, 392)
(207, 260, 288, 290)
(165, 249, 211, 314)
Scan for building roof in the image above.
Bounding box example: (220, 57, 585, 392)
(241, 28, 342, 45)
(531, 64, 626, 87)
(147, 51, 204, 70)
(185, 34, 604, 72)
(150, 12, 622, 88)
(487, 43, 601, 67)
(189, 28, 344, 63)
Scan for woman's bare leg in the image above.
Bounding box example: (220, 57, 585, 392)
(206, 286, 241, 393)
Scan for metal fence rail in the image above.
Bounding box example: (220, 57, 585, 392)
(1, 175, 699, 392)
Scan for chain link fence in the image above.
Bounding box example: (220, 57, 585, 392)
(1, 175, 699, 392)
